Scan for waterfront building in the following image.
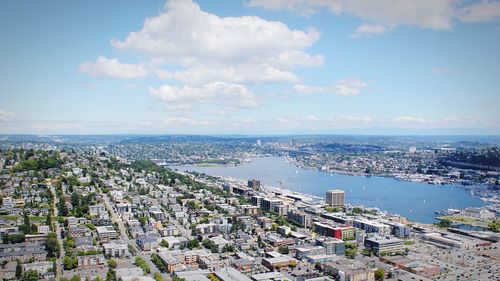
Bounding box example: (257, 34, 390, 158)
(325, 190, 345, 208)
(248, 179, 261, 190)
(262, 198, 282, 212)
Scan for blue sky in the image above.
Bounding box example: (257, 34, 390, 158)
(0, 0, 499, 135)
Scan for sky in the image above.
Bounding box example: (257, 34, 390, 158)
(0, 0, 499, 135)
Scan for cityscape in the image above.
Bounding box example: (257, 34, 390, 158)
(1, 1, 500, 281)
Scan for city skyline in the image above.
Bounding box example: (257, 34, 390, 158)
(1, 0, 500, 135)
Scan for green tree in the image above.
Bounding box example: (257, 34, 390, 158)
(16, 261, 22, 279)
(277, 246, 289, 255)
(186, 239, 199, 250)
(108, 259, 117, 269)
(45, 232, 60, 258)
(21, 270, 39, 281)
(154, 272, 164, 281)
(160, 240, 169, 248)
(106, 269, 117, 281)
(46, 212, 53, 230)
(63, 256, 78, 270)
(70, 276, 81, 281)
(374, 268, 385, 281)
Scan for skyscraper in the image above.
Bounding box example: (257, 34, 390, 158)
(326, 189, 345, 208)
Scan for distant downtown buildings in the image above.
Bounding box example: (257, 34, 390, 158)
(326, 189, 345, 208)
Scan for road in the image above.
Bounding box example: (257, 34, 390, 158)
(50, 184, 65, 278)
(102, 193, 169, 280)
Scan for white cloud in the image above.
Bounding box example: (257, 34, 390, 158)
(457, 1, 500, 22)
(0, 110, 15, 122)
(79, 56, 148, 79)
(32, 122, 85, 131)
(162, 117, 212, 127)
(248, 0, 457, 30)
(392, 115, 497, 129)
(351, 23, 389, 37)
(274, 114, 374, 129)
(149, 81, 259, 111)
(394, 115, 427, 124)
(432, 67, 450, 74)
(249, 0, 500, 32)
(110, 0, 321, 85)
(294, 78, 367, 96)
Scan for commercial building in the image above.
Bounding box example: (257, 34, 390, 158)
(325, 190, 345, 208)
(262, 198, 282, 212)
(364, 236, 404, 255)
(102, 240, 129, 257)
(287, 209, 312, 228)
(96, 225, 118, 241)
(316, 237, 345, 256)
(314, 222, 354, 240)
(248, 179, 261, 190)
(323, 260, 375, 281)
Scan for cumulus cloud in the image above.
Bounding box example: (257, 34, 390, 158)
(249, 0, 500, 34)
(457, 1, 500, 22)
(0, 110, 15, 122)
(79, 56, 148, 79)
(149, 81, 259, 111)
(110, 0, 322, 85)
(351, 23, 389, 37)
(294, 78, 368, 96)
(248, 0, 457, 30)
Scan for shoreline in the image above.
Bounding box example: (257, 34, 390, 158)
(283, 156, 499, 204)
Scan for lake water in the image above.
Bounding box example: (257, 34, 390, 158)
(170, 157, 486, 223)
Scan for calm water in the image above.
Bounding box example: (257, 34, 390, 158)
(170, 157, 486, 223)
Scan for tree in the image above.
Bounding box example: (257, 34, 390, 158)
(278, 246, 289, 255)
(21, 270, 39, 281)
(16, 261, 22, 279)
(45, 232, 60, 258)
(374, 268, 385, 281)
(108, 259, 117, 269)
(154, 272, 164, 281)
(160, 240, 169, 248)
(186, 239, 199, 250)
(63, 256, 78, 270)
(46, 212, 53, 230)
(202, 239, 217, 253)
(70, 276, 82, 281)
(437, 218, 452, 228)
(222, 244, 235, 253)
(106, 269, 117, 281)
(58, 197, 68, 216)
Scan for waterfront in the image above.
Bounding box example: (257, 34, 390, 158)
(170, 156, 487, 223)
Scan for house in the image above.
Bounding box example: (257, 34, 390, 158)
(209, 236, 233, 252)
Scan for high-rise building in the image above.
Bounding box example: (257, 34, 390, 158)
(247, 179, 261, 190)
(325, 190, 345, 208)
